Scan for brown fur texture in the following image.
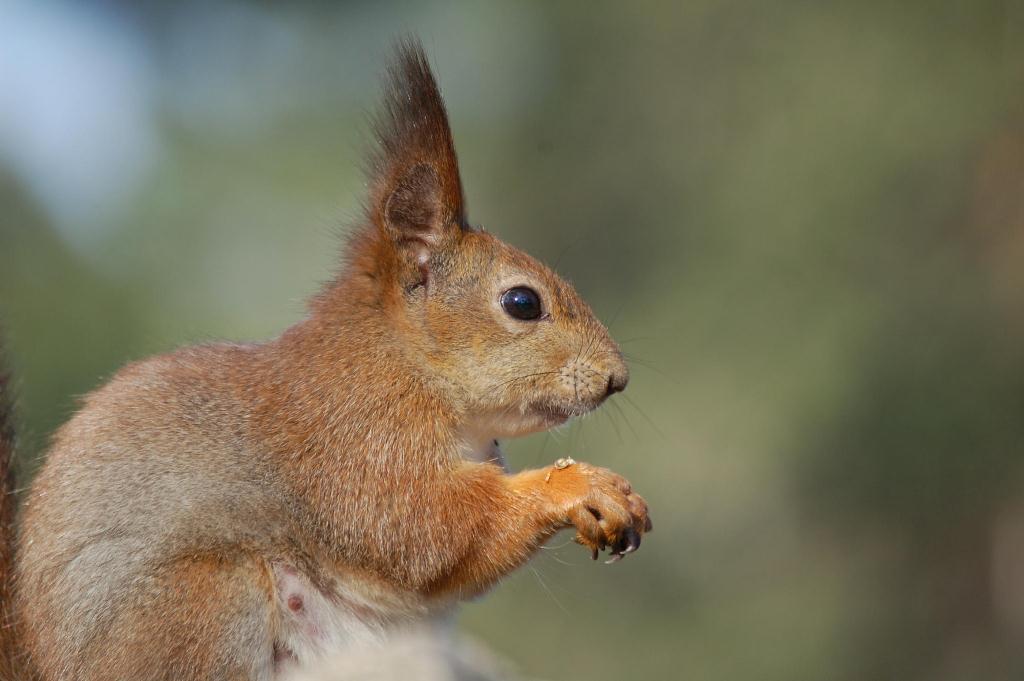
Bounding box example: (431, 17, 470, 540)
(0, 355, 19, 681)
(6, 39, 650, 680)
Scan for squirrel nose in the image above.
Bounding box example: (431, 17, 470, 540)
(605, 371, 628, 397)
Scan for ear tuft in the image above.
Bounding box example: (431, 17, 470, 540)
(368, 38, 466, 243)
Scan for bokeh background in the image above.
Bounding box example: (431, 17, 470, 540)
(2, 2, 1024, 680)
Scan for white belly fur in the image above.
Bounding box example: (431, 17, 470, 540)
(272, 562, 433, 677)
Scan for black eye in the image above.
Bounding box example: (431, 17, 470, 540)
(501, 287, 543, 321)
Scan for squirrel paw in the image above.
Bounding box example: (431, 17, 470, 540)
(553, 462, 652, 563)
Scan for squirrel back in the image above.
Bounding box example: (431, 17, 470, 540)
(0, 353, 18, 680)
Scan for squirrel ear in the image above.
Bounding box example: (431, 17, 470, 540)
(368, 38, 466, 249)
(384, 163, 443, 243)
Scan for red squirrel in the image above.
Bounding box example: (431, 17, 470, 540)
(0, 39, 651, 680)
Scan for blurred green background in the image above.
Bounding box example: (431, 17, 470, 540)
(2, 1, 1024, 680)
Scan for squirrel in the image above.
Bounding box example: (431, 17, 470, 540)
(0, 38, 651, 681)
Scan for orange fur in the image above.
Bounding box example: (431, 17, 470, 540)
(3, 38, 650, 680)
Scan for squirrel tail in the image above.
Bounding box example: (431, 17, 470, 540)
(0, 347, 19, 680)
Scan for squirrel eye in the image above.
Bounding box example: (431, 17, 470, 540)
(500, 287, 543, 321)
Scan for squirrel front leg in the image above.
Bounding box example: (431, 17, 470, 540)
(423, 460, 652, 599)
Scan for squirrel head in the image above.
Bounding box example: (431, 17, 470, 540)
(323, 39, 627, 438)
